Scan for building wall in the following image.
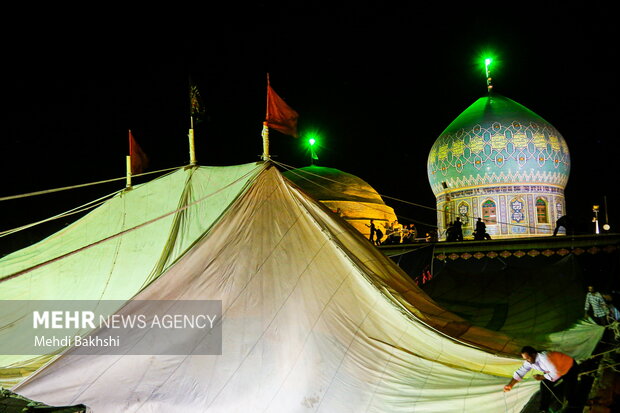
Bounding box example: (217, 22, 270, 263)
(436, 185, 566, 240)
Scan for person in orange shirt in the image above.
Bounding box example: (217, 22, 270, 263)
(504, 346, 579, 412)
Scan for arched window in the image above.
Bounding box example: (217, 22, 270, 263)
(482, 199, 497, 224)
(536, 198, 548, 223)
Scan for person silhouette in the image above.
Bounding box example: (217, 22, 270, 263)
(365, 219, 376, 244)
(452, 217, 463, 241)
(553, 215, 574, 236)
(474, 217, 486, 240)
(374, 227, 383, 245)
(445, 222, 455, 241)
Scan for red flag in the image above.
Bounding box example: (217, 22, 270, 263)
(265, 76, 299, 138)
(129, 130, 149, 174)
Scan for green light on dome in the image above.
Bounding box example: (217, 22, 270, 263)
(304, 131, 321, 147)
(303, 130, 322, 164)
(482, 55, 495, 93)
(484, 57, 493, 77)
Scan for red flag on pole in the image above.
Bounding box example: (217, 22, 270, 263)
(265, 75, 299, 138)
(129, 130, 149, 174)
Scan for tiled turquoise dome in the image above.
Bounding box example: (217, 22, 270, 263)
(427, 94, 570, 195)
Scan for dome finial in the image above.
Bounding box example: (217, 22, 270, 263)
(485, 57, 493, 93)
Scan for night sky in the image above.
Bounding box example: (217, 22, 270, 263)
(1, 4, 617, 254)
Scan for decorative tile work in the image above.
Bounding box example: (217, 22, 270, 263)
(430, 171, 569, 195)
(499, 195, 507, 234)
(428, 119, 570, 195)
(433, 244, 616, 261)
(527, 194, 536, 234)
(428, 95, 571, 240)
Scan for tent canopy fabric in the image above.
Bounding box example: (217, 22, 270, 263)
(390, 246, 605, 359)
(2, 163, 603, 412)
(0, 163, 264, 386)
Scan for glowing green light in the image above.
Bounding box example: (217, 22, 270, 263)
(305, 131, 320, 147)
(484, 57, 493, 77)
(473, 50, 500, 92)
(302, 129, 322, 164)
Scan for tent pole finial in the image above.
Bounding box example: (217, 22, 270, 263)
(261, 122, 270, 161)
(125, 155, 132, 188)
(188, 125, 197, 166)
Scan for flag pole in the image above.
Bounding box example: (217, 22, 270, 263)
(261, 122, 270, 161)
(261, 73, 299, 160)
(126, 129, 133, 188)
(188, 77, 198, 166)
(126, 155, 132, 188)
(189, 115, 197, 166)
(262, 73, 270, 161)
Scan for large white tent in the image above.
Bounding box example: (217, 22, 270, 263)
(2, 162, 603, 412)
(0, 163, 262, 385)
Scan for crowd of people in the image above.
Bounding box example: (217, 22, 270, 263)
(366, 217, 492, 245)
(366, 214, 577, 245)
(366, 219, 417, 246)
(445, 217, 492, 241)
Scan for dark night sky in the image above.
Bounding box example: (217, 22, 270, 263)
(1, 4, 618, 254)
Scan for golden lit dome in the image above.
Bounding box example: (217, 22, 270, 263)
(283, 166, 398, 242)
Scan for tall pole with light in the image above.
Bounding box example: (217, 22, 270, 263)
(308, 137, 318, 165)
(304, 131, 320, 165)
(485, 57, 493, 93)
(593, 205, 600, 234)
(603, 196, 611, 232)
